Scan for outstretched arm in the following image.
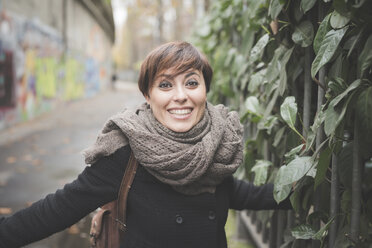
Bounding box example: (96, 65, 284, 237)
(229, 177, 292, 211)
(0, 145, 130, 248)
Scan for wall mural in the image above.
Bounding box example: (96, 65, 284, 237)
(0, 8, 111, 130)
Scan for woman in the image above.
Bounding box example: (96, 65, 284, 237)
(0, 41, 291, 248)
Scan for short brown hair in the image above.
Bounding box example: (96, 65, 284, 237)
(138, 41, 213, 97)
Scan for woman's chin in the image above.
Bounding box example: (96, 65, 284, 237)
(165, 121, 194, 133)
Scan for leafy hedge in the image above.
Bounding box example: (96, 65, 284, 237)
(193, 0, 372, 247)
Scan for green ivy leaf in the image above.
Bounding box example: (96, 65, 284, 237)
(292, 224, 317, 239)
(245, 96, 264, 117)
(292, 20, 314, 47)
(313, 13, 332, 55)
(274, 156, 313, 203)
(251, 160, 272, 186)
(327, 52, 345, 80)
(311, 27, 348, 79)
(330, 11, 350, 29)
(274, 172, 292, 203)
(291, 216, 334, 241)
(306, 105, 326, 152)
(257, 116, 278, 134)
(266, 46, 286, 83)
(269, 0, 284, 19)
(250, 34, 270, 63)
(248, 69, 267, 93)
(311, 104, 325, 133)
(357, 34, 372, 77)
(314, 147, 332, 190)
(277, 156, 313, 185)
(279, 47, 294, 95)
(324, 88, 358, 136)
(300, 0, 317, 13)
(323, 105, 340, 137)
(280, 96, 297, 129)
(313, 217, 335, 240)
(284, 144, 304, 162)
(327, 77, 347, 97)
(330, 79, 361, 107)
(305, 130, 316, 153)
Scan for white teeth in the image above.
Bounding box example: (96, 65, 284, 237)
(169, 109, 192, 115)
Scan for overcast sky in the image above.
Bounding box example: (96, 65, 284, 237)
(111, 0, 127, 31)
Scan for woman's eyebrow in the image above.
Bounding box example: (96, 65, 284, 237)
(157, 74, 173, 79)
(185, 72, 200, 78)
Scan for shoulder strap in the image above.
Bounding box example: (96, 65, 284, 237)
(115, 150, 138, 232)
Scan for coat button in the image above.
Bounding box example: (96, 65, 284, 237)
(175, 214, 183, 224)
(208, 211, 216, 220)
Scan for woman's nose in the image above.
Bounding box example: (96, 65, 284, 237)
(174, 86, 187, 102)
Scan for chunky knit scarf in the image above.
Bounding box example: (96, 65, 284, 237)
(83, 102, 243, 195)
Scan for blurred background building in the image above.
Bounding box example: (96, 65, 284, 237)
(0, 0, 115, 130)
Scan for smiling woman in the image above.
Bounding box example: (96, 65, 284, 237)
(146, 68, 207, 132)
(0, 41, 292, 248)
(140, 42, 211, 132)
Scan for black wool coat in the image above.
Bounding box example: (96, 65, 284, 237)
(0, 145, 291, 248)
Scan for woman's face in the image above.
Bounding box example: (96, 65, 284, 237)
(146, 68, 207, 132)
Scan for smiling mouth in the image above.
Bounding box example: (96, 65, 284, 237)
(168, 109, 192, 115)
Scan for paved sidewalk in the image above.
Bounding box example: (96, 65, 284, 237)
(0, 81, 144, 248)
(0, 81, 142, 146)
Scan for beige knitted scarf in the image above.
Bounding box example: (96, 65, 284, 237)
(83, 102, 243, 195)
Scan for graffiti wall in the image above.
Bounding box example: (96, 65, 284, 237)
(0, 8, 111, 130)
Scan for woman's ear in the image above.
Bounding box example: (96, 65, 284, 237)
(145, 95, 151, 105)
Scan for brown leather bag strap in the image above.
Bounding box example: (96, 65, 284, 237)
(115, 150, 138, 232)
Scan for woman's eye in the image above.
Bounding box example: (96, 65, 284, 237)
(186, 80, 199, 87)
(158, 81, 172, 88)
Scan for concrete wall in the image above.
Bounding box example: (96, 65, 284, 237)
(0, 0, 114, 130)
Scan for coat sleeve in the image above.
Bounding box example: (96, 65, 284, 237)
(229, 177, 292, 211)
(0, 145, 131, 248)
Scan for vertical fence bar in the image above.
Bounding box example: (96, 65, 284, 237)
(256, 215, 262, 233)
(236, 212, 249, 241)
(287, 211, 294, 229)
(303, 47, 312, 135)
(263, 221, 269, 243)
(316, 67, 328, 248)
(303, 45, 316, 248)
(329, 153, 339, 247)
(271, 151, 285, 247)
(269, 211, 278, 248)
(316, 0, 326, 154)
(350, 119, 362, 243)
(276, 210, 286, 247)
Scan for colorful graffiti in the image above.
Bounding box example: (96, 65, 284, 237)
(64, 58, 84, 100)
(0, 9, 112, 130)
